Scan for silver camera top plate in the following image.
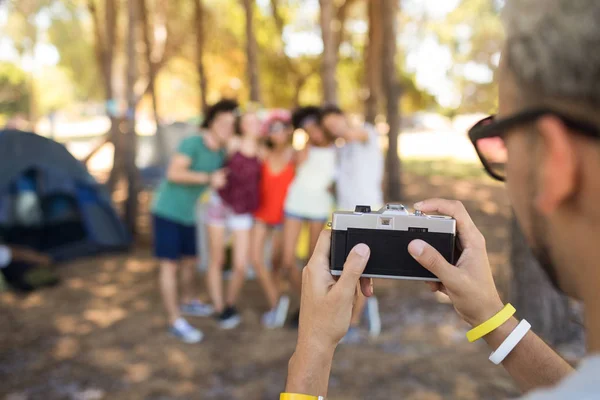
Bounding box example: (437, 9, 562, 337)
(331, 204, 456, 234)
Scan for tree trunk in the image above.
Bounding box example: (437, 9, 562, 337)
(364, 0, 383, 125)
(195, 0, 209, 114)
(509, 217, 584, 346)
(381, 0, 401, 201)
(319, 0, 337, 105)
(88, 0, 122, 189)
(242, 0, 261, 103)
(140, 0, 168, 166)
(124, 0, 140, 235)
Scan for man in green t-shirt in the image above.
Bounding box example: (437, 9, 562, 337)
(151, 99, 237, 343)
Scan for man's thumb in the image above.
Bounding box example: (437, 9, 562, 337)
(335, 243, 370, 299)
(408, 239, 454, 283)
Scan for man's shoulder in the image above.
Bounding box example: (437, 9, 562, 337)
(522, 356, 600, 400)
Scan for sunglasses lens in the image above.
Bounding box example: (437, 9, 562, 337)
(476, 136, 507, 180)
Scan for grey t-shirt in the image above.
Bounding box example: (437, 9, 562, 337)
(336, 123, 384, 211)
(0, 244, 11, 269)
(522, 355, 600, 399)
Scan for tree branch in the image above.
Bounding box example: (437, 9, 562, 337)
(87, 0, 105, 80)
(334, 0, 358, 53)
(270, 0, 301, 75)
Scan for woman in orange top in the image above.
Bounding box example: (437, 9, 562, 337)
(251, 110, 295, 328)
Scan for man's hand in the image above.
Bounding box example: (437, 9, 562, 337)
(286, 230, 372, 397)
(209, 169, 227, 189)
(298, 230, 373, 351)
(407, 199, 504, 327)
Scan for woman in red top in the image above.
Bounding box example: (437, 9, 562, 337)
(251, 110, 295, 328)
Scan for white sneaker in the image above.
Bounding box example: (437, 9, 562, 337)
(170, 318, 204, 343)
(366, 296, 381, 337)
(262, 295, 290, 328)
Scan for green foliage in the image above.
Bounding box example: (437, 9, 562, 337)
(46, 2, 102, 100)
(432, 0, 504, 113)
(0, 62, 30, 116)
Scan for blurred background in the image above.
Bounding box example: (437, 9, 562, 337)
(0, 0, 585, 399)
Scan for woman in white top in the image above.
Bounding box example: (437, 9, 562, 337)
(280, 106, 336, 298)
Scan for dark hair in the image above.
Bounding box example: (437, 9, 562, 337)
(291, 106, 321, 130)
(318, 104, 343, 125)
(234, 113, 244, 136)
(201, 99, 239, 129)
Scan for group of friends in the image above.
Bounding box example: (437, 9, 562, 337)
(151, 100, 384, 343)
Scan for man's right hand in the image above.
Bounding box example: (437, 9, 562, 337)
(209, 169, 227, 189)
(407, 198, 504, 328)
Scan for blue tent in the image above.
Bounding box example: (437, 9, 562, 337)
(0, 129, 130, 261)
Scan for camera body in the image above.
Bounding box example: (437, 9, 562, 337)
(330, 204, 456, 281)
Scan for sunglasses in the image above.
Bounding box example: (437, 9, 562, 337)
(468, 108, 600, 181)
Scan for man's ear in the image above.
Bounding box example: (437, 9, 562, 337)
(534, 116, 578, 215)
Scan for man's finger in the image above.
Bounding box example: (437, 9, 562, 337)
(424, 281, 441, 292)
(307, 229, 332, 271)
(333, 243, 370, 299)
(408, 239, 457, 285)
(360, 277, 373, 297)
(414, 198, 484, 249)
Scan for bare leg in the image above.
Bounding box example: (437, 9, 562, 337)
(251, 222, 279, 309)
(180, 256, 197, 304)
(351, 292, 367, 327)
(226, 228, 250, 306)
(308, 220, 325, 259)
(159, 259, 180, 325)
(270, 228, 284, 285)
(281, 217, 304, 294)
(207, 224, 226, 313)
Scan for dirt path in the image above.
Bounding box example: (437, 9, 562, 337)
(0, 171, 520, 400)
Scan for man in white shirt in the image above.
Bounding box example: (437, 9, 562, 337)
(284, 0, 600, 398)
(320, 105, 384, 342)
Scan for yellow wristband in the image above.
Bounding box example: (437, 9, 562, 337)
(280, 393, 322, 400)
(466, 303, 516, 342)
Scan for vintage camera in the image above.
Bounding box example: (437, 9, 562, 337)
(330, 204, 456, 281)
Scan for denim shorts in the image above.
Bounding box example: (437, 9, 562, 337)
(284, 211, 329, 223)
(254, 217, 283, 231)
(152, 214, 197, 260)
(205, 193, 254, 231)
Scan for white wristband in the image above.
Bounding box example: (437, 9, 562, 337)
(489, 319, 531, 365)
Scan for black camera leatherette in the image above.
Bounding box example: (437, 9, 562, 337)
(330, 228, 455, 279)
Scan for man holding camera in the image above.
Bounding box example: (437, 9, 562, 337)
(282, 0, 600, 398)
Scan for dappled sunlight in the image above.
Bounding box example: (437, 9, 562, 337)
(66, 277, 87, 290)
(0, 292, 17, 306)
(453, 374, 479, 400)
(173, 381, 200, 396)
(452, 181, 475, 198)
(0, 168, 518, 399)
(89, 347, 126, 367)
(20, 293, 43, 309)
(54, 315, 79, 334)
(101, 260, 119, 272)
(83, 308, 126, 328)
(125, 259, 155, 274)
(428, 175, 446, 186)
(132, 299, 150, 311)
(166, 347, 196, 378)
(480, 200, 500, 215)
(52, 336, 80, 360)
(90, 284, 118, 298)
(405, 389, 443, 400)
(125, 363, 152, 383)
(436, 323, 464, 345)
